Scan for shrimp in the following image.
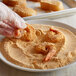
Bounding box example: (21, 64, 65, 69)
(45, 28, 64, 43)
(3, 0, 26, 7)
(14, 28, 24, 38)
(35, 42, 56, 62)
(43, 47, 56, 62)
(21, 24, 36, 41)
(50, 28, 59, 34)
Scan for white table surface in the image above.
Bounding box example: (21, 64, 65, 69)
(0, 15, 76, 76)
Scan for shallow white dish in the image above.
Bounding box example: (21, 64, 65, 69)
(0, 20, 76, 72)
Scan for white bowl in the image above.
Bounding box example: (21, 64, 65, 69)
(0, 20, 76, 72)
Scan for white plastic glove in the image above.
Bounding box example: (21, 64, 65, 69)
(0, 2, 27, 38)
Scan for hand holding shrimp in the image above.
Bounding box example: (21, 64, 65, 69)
(0, 2, 27, 38)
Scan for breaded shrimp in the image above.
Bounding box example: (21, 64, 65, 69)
(3, 0, 26, 6)
(13, 4, 37, 17)
(21, 24, 36, 41)
(45, 28, 64, 43)
(40, 0, 64, 11)
(35, 42, 56, 62)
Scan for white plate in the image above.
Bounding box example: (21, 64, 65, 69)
(0, 20, 76, 72)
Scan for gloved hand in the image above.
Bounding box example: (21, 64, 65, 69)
(0, 2, 27, 38)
